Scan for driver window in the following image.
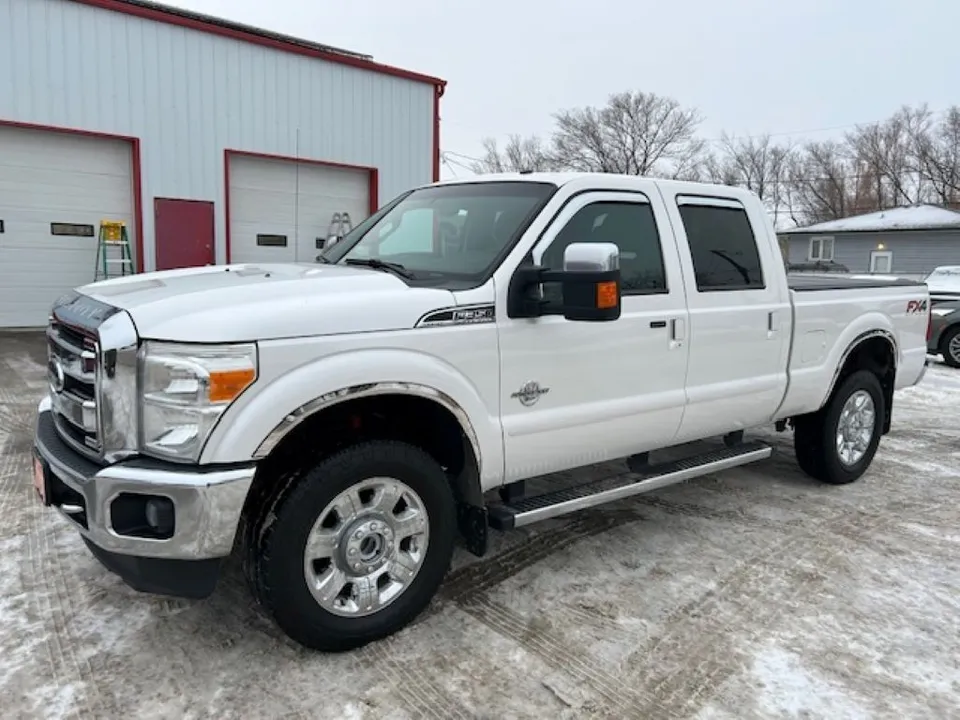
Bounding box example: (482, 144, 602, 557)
(540, 200, 668, 305)
(378, 208, 435, 255)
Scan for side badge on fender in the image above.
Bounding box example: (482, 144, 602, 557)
(512, 381, 549, 407)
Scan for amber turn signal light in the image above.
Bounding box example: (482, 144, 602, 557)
(596, 281, 619, 310)
(209, 368, 257, 403)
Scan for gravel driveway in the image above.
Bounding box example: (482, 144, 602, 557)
(2, 331, 959, 720)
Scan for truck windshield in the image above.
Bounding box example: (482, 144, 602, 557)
(320, 181, 557, 285)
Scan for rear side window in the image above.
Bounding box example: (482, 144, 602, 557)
(677, 199, 765, 291)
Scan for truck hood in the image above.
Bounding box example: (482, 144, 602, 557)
(77, 263, 456, 342)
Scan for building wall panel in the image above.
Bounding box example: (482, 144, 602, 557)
(784, 229, 960, 276)
(0, 0, 436, 270)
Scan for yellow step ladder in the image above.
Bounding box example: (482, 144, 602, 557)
(94, 220, 134, 282)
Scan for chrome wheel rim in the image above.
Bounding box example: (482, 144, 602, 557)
(835, 390, 876, 467)
(303, 477, 429, 617)
(949, 333, 960, 363)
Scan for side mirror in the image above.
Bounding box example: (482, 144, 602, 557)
(559, 242, 621, 321)
(507, 241, 622, 321)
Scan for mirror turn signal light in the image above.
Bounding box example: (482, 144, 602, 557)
(596, 281, 619, 310)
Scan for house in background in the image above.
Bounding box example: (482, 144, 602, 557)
(778, 205, 960, 278)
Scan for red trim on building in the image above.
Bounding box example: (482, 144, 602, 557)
(433, 84, 445, 182)
(70, 0, 446, 89)
(0, 118, 145, 273)
(223, 149, 380, 264)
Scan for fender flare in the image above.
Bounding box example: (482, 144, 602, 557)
(252, 380, 482, 469)
(200, 348, 502, 487)
(819, 327, 898, 410)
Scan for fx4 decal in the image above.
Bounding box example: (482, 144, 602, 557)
(906, 299, 928, 314)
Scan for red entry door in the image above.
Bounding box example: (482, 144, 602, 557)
(154, 198, 216, 270)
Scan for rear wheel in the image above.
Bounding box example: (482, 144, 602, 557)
(793, 370, 885, 485)
(249, 440, 456, 651)
(940, 326, 960, 368)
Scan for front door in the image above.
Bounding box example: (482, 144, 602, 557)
(155, 198, 215, 270)
(496, 189, 690, 482)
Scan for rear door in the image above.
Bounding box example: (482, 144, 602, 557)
(496, 187, 690, 481)
(659, 191, 791, 442)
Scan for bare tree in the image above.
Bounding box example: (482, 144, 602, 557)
(550, 91, 706, 177)
(706, 133, 794, 226)
(845, 105, 933, 207)
(471, 134, 557, 174)
(467, 99, 956, 227)
(916, 106, 960, 206)
(782, 140, 871, 225)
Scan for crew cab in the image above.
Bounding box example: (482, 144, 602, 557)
(32, 173, 929, 652)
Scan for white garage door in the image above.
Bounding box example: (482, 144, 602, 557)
(0, 125, 135, 328)
(228, 155, 371, 265)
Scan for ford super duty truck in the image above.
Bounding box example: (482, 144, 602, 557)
(32, 173, 930, 651)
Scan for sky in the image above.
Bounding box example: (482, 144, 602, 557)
(163, 0, 960, 179)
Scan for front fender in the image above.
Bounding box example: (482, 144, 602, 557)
(199, 348, 504, 487)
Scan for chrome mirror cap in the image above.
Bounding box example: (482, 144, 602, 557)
(563, 242, 620, 273)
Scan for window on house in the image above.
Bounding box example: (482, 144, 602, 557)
(808, 236, 835, 261)
(870, 250, 893, 274)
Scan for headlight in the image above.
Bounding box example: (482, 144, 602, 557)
(140, 341, 258, 462)
(931, 307, 956, 317)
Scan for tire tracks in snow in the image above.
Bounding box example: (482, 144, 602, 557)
(439, 509, 651, 717)
(617, 506, 905, 719)
(441, 508, 642, 602)
(359, 637, 472, 720)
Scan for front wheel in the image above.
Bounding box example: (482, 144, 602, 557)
(793, 370, 885, 485)
(251, 441, 456, 651)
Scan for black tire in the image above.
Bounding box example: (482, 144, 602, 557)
(793, 370, 885, 485)
(249, 440, 456, 651)
(940, 326, 960, 368)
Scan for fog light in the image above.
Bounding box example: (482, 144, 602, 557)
(110, 493, 176, 540)
(145, 497, 175, 536)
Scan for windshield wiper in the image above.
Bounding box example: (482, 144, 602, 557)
(344, 257, 415, 280)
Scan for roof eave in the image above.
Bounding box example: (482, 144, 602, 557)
(783, 224, 960, 235)
(69, 0, 447, 88)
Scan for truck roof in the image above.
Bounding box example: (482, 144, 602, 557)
(430, 171, 756, 200)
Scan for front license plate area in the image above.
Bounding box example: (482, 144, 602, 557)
(33, 455, 50, 506)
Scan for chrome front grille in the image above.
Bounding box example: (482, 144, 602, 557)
(47, 319, 102, 460)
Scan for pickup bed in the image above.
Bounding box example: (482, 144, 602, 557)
(32, 172, 929, 651)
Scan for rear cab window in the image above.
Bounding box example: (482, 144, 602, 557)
(675, 196, 765, 292)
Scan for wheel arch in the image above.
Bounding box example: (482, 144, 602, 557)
(821, 329, 898, 433)
(253, 381, 481, 471)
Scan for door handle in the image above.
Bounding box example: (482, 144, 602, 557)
(767, 311, 779, 338)
(669, 318, 686, 349)
(671, 318, 686, 341)
(649, 320, 667, 328)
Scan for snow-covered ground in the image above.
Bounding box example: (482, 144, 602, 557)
(2, 332, 958, 720)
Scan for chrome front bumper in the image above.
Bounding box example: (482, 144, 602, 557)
(34, 396, 256, 562)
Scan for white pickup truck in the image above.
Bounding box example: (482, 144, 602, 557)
(32, 172, 930, 651)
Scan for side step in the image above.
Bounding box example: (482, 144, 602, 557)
(487, 440, 773, 530)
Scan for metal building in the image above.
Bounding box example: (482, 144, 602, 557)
(0, 0, 445, 328)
